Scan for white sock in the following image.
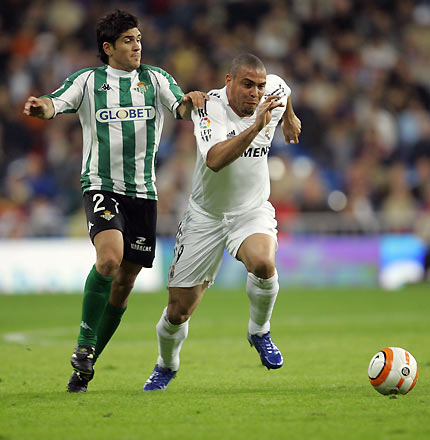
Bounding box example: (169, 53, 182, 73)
(247, 270, 279, 336)
(156, 307, 189, 371)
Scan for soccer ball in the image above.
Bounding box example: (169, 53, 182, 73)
(368, 347, 418, 395)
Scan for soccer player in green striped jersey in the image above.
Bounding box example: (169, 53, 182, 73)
(23, 10, 206, 393)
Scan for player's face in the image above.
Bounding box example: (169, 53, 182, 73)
(104, 27, 142, 72)
(226, 66, 266, 117)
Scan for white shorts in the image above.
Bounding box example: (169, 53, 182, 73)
(167, 201, 278, 288)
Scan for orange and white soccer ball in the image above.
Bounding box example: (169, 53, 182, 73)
(368, 347, 418, 395)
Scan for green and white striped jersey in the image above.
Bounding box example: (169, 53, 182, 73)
(45, 64, 184, 199)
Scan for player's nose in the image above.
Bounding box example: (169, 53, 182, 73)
(249, 86, 257, 98)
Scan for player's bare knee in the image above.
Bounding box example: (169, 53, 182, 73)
(167, 303, 192, 325)
(96, 254, 121, 277)
(250, 258, 275, 279)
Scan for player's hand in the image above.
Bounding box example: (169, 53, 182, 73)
(23, 96, 52, 119)
(181, 91, 209, 110)
(282, 113, 301, 145)
(255, 95, 284, 131)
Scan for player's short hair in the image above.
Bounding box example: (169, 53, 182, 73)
(96, 10, 139, 64)
(229, 53, 266, 78)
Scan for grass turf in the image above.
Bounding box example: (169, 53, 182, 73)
(0, 284, 429, 440)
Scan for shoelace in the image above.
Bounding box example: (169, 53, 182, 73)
(150, 369, 174, 385)
(256, 335, 276, 354)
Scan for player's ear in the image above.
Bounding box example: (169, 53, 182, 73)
(103, 42, 113, 58)
(225, 74, 232, 86)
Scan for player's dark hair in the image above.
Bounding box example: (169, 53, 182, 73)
(96, 10, 139, 64)
(229, 53, 266, 77)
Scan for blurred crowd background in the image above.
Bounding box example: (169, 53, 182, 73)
(0, 0, 429, 241)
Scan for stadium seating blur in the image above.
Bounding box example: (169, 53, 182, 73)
(0, 0, 429, 242)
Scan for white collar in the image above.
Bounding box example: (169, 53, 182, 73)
(106, 65, 137, 78)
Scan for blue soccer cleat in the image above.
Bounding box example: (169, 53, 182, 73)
(248, 331, 283, 369)
(143, 364, 177, 391)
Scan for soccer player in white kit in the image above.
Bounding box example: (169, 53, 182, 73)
(143, 53, 301, 390)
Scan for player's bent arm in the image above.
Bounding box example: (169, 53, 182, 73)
(206, 124, 260, 172)
(23, 96, 55, 120)
(206, 95, 283, 172)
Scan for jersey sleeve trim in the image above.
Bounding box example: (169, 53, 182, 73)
(143, 65, 184, 119)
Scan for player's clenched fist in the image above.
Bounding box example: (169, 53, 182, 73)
(255, 95, 285, 131)
(23, 96, 54, 120)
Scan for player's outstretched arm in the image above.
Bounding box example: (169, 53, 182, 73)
(23, 96, 55, 120)
(206, 95, 284, 172)
(177, 91, 208, 121)
(281, 96, 301, 144)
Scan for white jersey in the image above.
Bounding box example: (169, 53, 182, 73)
(45, 64, 184, 199)
(189, 74, 291, 216)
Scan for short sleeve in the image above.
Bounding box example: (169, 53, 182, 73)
(153, 68, 184, 119)
(43, 68, 94, 117)
(191, 98, 228, 161)
(265, 74, 291, 107)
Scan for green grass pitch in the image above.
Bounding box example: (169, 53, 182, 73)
(0, 285, 429, 440)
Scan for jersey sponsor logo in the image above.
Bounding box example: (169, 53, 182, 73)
(241, 145, 270, 158)
(98, 83, 112, 92)
(131, 236, 152, 252)
(134, 81, 151, 94)
(95, 106, 155, 123)
(100, 210, 115, 221)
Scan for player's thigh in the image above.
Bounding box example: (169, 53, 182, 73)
(236, 233, 277, 277)
(226, 202, 278, 277)
(93, 229, 124, 267)
(121, 196, 157, 268)
(84, 190, 125, 265)
(168, 208, 225, 288)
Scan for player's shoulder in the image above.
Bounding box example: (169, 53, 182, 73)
(265, 74, 291, 99)
(139, 64, 173, 79)
(206, 88, 227, 111)
(192, 88, 226, 123)
(66, 66, 100, 83)
(207, 88, 223, 100)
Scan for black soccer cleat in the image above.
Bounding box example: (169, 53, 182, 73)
(67, 370, 94, 393)
(71, 345, 95, 375)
